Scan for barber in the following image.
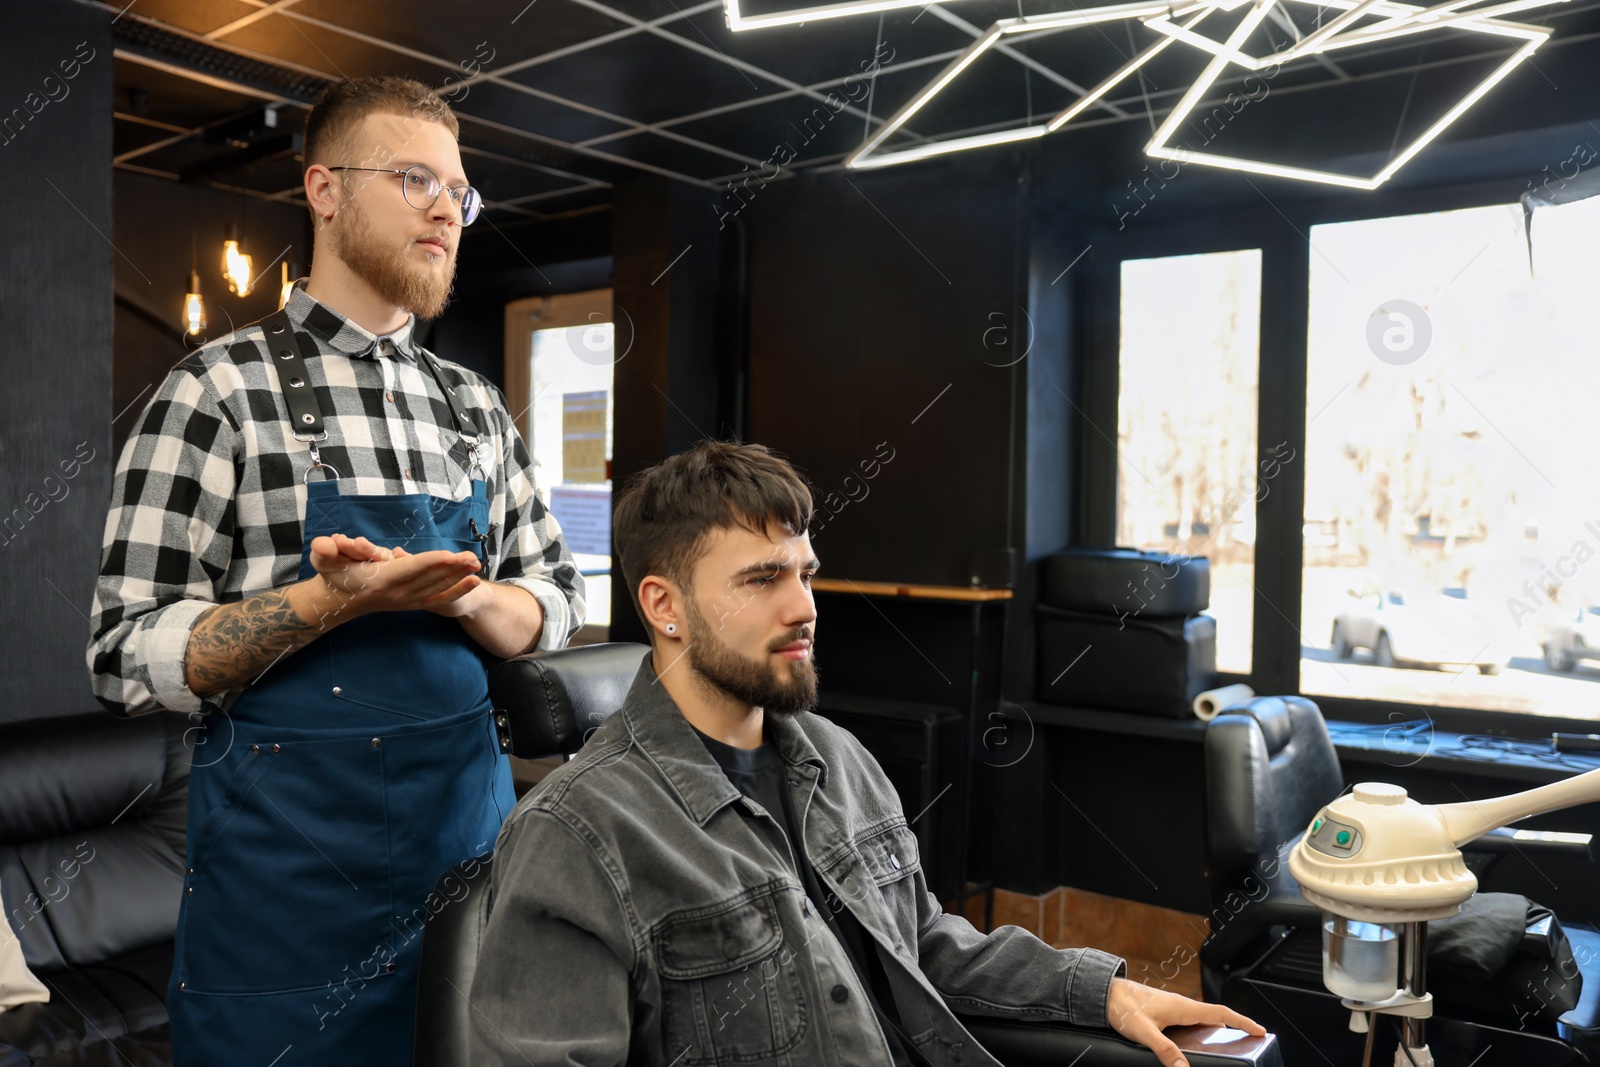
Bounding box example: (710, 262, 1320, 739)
(86, 75, 585, 1064)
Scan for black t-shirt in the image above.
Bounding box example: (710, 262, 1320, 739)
(693, 725, 931, 1067)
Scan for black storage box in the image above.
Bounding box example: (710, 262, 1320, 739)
(1036, 608, 1217, 716)
(1035, 548, 1217, 717)
(1039, 547, 1210, 619)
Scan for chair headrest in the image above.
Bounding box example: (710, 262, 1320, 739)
(1222, 695, 1309, 757)
(487, 643, 649, 759)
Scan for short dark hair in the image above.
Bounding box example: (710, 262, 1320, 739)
(612, 442, 814, 630)
(302, 76, 460, 220)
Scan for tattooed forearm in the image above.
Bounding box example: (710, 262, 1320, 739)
(183, 578, 348, 698)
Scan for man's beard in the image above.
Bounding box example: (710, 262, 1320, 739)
(330, 200, 456, 320)
(682, 598, 818, 716)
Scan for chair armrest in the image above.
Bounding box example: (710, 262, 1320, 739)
(1198, 891, 1324, 969)
(1461, 826, 1593, 862)
(960, 1019, 1282, 1067)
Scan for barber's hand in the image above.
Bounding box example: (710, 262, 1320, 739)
(308, 533, 481, 616)
(385, 544, 491, 618)
(1106, 977, 1265, 1067)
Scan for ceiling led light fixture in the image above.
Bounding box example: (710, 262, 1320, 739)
(845, 0, 1179, 169)
(723, 0, 942, 31)
(1142, 0, 1552, 189)
(841, 0, 1562, 186)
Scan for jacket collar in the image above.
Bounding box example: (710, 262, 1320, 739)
(283, 277, 421, 363)
(620, 653, 830, 827)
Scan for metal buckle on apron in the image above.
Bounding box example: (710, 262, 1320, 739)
(468, 517, 494, 573)
(298, 433, 342, 484)
(464, 438, 487, 483)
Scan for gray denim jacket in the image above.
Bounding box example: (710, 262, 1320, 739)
(469, 653, 1127, 1066)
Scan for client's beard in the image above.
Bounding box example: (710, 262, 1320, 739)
(683, 598, 818, 716)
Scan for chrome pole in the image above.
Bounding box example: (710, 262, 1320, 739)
(1401, 920, 1428, 1054)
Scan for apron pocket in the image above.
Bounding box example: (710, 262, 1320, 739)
(326, 607, 490, 721)
(180, 735, 394, 994)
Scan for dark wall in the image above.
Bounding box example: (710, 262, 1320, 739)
(1, 0, 112, 722)
(745, 158, 1028, 590)
(607, 176, 745, 643)
(111, 170, 310, 456)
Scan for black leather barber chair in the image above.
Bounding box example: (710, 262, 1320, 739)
(0, 713, 189, 1067)
(1203, 695, 1600, 1067)
(413, 643, 1283, 1067)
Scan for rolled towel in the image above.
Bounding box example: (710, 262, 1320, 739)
(1193, 682, 1256, 722)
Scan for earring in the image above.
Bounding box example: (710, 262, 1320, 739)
(665, 623, 677, 635)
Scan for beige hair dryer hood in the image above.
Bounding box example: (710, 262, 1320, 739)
(1289, 768, 1600, 923)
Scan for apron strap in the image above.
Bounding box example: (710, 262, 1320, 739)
(415, 348, 484, 444)
(259, 309, 325, 440)
(254, 310, 484, 445)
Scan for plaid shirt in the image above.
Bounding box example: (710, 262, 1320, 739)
(87, 279, 586, 718)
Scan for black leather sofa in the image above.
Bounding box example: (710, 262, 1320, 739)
(0, 713, 188, 1066)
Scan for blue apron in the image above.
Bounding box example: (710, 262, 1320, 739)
(167, 311, 517, 1064)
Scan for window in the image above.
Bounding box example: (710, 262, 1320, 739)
(1302, 201, 1600, 719)
(1117, 249, 1263, 675)
(504, 290, 615, 630)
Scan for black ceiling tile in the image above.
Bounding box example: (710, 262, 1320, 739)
(128, 137, 235, 175)
(114, 56, 276, 129)
(455, 114, 638, 183)
(670, 89, 880, 161)
(459, 152, 594, 201)
(594, 130, 753, 179)
(662, 5, 973, 86)
(452, 80, 631, 145)
(290, 0, 634, 71)
(507, 31, 787, 125)
(122, 0, 262, 36)
(906, 48, 1072, 138)
(475, 184, 613, 221)
(114, 118, 188, 158)
(578, 0, 718, 23)
(216, 15, 450, 84)
(524, 186, 613, 216)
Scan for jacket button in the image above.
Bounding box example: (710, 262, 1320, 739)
(249, 744, 260, 754)
(333, 686, 342, 695)
(177, 981, 185, 991)
(185, 886, 193, 895)
(371, 738, 382, 748)
(889, 854, 901, 870)
(722, 938, 740, 959)
(831, 984, 849, 1003)
(187, 867, 194, 876)
(385, 962, 396, 973)
(271, 743, 281, 753)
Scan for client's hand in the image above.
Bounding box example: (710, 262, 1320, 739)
(1106, 977, 1265, 1067)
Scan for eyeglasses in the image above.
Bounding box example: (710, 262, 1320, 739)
(326, 163, 483, 225)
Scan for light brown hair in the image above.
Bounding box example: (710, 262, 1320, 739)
(301, 76, 459, 218)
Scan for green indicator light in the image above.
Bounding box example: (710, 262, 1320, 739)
(1312, 817, 1324, 833)
(1335, 830, 1352, 846)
